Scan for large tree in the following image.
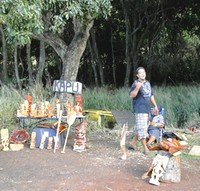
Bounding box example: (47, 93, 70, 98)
(0, 0, 111, 83)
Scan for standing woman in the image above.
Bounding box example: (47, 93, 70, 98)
(129, 67, 158, 155)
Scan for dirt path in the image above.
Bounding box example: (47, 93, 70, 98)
(0, 130, 200, 191)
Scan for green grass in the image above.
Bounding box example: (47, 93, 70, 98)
(0, 84, 199, 131)
(83, 85, 200, 129)
(0, 83, 53, 130)
(0, 85, 22, 130)
(83, 87, 130, 110)
(153, 85, 200, 129)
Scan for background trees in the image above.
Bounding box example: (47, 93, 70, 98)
(0, 0, 111, 88)
(0, 0, 200, 88)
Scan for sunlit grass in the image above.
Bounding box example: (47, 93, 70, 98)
(0, 84, 199, 130)
(84, 85, 200, 129)
(153, 85, 200, 128)
(83, 87, 130, 110)
(0, 85, 22, 130)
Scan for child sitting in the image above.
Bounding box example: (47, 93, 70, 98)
(147, 106, 165, 148)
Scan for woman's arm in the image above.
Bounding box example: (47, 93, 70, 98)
(150, 95, 158, 110)
(130, 81, 143, 98)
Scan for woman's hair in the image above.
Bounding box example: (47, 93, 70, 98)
(136, 67, 145, 74)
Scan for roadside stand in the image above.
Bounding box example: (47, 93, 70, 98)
(0, 80, 87, 153)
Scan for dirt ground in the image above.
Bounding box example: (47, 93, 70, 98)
(0, 130, 200, 191)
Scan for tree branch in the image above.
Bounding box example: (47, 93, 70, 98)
(32, 33, 67, 58)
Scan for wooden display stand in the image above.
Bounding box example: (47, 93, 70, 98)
(16, 80, 86, 152)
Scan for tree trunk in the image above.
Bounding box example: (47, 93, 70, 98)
(88, 38, 99, 87)
(36, 41, 46, 84)
(0, 25, 8, 83)
(90, 28, 105, 86)
(110, 26, 116, 87)
(26, 43, 33, 85)
(131, 32, 139, 79)
(59, 18, 93, 82)
(33, 17, 93, 90)
(33, 17, 93, 102)
(14, 46, 22, 90)
(121, 0, 132, 87)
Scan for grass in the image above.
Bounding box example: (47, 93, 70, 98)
(0, 85, 22, 130)
(83, 85, 200, 130)
(83, 87, 131, 110)
(0, 84, 199, 131)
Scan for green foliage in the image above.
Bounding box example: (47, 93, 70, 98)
(0, 0, 112, 45)
(47, 0, 112, 32)
(1, 0, 44, 45)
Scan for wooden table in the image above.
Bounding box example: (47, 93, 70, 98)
(16, 115, 86, 129)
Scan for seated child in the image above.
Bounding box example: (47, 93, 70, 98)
(147, 106, 165, 148)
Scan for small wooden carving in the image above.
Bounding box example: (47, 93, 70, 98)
(73, 121, 87, 152)
(74, 94, 83, 116)
(26, 94, 33, 116)
(30, 132, 36, 149)
(45, 101, 53, 118)
(47, 137, 53, 150)
(39, 134, 46, 149)
(142, 151, 181, 186)
(149, 153, 170, 186)
(54, 136, 60, 150)
(1, 129, 10, 151)
(30, 104, 37, 117)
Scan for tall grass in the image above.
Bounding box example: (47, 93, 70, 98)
(0, 84, 199, 130)
(0, 83, 53, 130)
(0, 85, 22, 130)
(83, 85, 200, 129)
(83, 87, 130, 110)
(153, 85, 200, 128)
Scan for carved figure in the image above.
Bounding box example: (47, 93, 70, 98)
(149, 153, 170, 186)
(73, 121, 88, 152)
(47, 137, 53, 150)
(1, 129, 10, 151)
(30, 132, 36, 149)
(39, 134, 46, 149)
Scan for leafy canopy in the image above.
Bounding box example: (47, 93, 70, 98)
(0, 0, 112, 45)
